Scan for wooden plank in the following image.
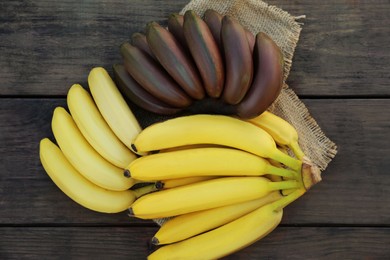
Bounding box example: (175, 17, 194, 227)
(0, 226, 389, 259)
(0, 98, 389, 225)
(1, 0, 389, 96)
(267, 0, 390, 97)
(0, 0, 189, 96)
(283, 98, 390, 224)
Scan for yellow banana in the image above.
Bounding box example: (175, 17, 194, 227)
(155, 176, 218, 189)
(88, 67, 142, 149)
(51, 107, 135, 191)
(152, 191, 282, 245)
(131, 114, 302, 171)
(148, 188, 306, 260)
(159, 143, 227, 153)
(125, 147, 299, 181)
(129, 176, 301, 219)
(67, 84, 137, 169)
(39, 138, 154, 213)
(247, 111, 305, 160)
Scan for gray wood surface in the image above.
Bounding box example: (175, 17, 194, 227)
(1, 0, 389, 259)
(1, 227, 389, 259)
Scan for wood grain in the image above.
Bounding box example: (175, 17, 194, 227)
(268, 0, 390, 97)
(1, 226, 389, 259)
(1, 0, 389, 96)
(0, 0, 189, 96)
(1, 98, 389, 225)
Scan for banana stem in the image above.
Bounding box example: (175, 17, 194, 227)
(271, 148, 302, 172)
(280, 188, 296, 196)
(289, 141, 305, 161)
(271, 188, 306, 212)
(268, 180, 301, 191)
(132, 184, 159, 198)
(266, 165, 300, 180)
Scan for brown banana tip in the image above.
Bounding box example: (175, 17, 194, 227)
(155, 181, 164, 190)
(112, 63, 119, 70)
(185, 9, 196, 17)
(123, 169, 131, 178)
(131, 144, 138, 153)
(119, 42, 130, 53)
(151, 237, 159, 245)
(146, 21, 157, 29)
(169, 13, 180, 18)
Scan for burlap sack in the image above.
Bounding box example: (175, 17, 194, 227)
(179, 0, 337, 172)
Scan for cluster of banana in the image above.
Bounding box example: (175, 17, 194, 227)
(39, 67, 157, 213)
(38, 9, 321, 258)
(38, 65, 321, 259)
(114, 9, 284, 118)
(125, 113, 321, 259)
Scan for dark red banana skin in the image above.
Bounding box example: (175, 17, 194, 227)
(245, 29, 255, 53)
(204, 9, 254, 54)
(120, 42, 192, 108)
(167, 14, 188, 51)
(131, 32, 155, 59)
(146, 22, 205, 100)
(235, 32, 284, 119)
(221, 15, 253, 105)
(183, 10, 224, 98)
(113, 64, 182, 115)
(204, 9, 223, 47)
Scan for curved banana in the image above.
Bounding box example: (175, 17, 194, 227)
(183, 10, 224, 98)
(167, 13, 188, 52)
(146, 21, 204, 100)
(125, 147, 299, 181)
(88, 67, 142, 149)
(221, 15, 253, 104)
(67, 84, 136, 169)
(120, 42, 192, 108)
(131, 114, 302, 171)
(51, 107, 135, 191)
(128, 176, 300, 219)
(248, 111, 305, 160)
(113, 64, 182, 115)
(131, 32, 155, 58)
(155, 176, 217, 189)
(148, 188, 306, 259)
(151, 191, 282, 245)
(235, 32, 284, 119)
(204, 9, 223, 47)
(39, 138, 137, 213)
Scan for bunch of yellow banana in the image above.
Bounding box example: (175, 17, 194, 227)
(122, 112, 321, 259)
(39, 67, 155, 213)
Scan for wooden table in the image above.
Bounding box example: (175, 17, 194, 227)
(1, 0, 389, 258)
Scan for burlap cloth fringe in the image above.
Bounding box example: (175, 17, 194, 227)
(180, 0, 338, 171)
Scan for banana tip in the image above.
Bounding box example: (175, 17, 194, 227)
(123, 169, 131, 178)
(130, 143, 138, 153)
(155, 181, 164, 190)
(151, 237, 159, 245)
